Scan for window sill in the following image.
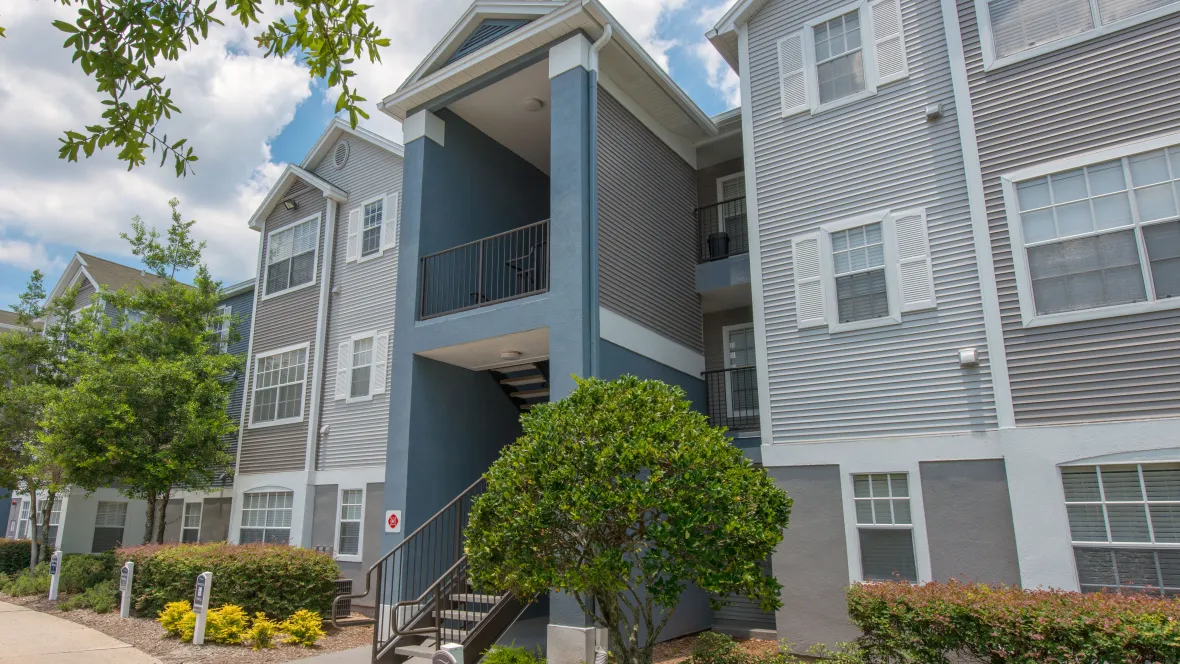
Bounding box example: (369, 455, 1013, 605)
(345, 394, 374, 404)
(809, 88, 877, 116)
(248, 416, 306, 430)
(335, 554, 363, 563)
(357, 250, 383, 264)
(1023, 298, 1180, 328)
(828, 313, 902, 334)
(260, 279, 318, 302)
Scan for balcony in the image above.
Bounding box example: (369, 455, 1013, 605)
(419, 220, 550, 320)
(702, 366, 759, 432)
(697, 197, 749, 263)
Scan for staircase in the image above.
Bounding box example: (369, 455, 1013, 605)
(490, 360, 549, 411)
(332, 478, 526, 663)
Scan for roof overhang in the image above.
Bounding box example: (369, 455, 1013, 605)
(220, 278, 256, 298)
(47, 253, 96, 303)
(300, 117, 404, 171)
(381, 0, 719, 143)
(247, 165, 348, 231)
(707, 0, 773, 72)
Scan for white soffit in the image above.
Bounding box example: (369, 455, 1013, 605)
(450, 60, 552, 173)
(417, 327, 550, 371)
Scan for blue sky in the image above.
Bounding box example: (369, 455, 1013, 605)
(0, 0, 738, 310)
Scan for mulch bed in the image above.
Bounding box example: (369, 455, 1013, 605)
(652, 632, 780, 664)
(3, 593, 372, 663)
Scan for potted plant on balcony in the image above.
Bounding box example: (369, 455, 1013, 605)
(707, 231, 730, 259)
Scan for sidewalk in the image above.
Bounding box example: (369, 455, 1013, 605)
(0, 600, 160, 663)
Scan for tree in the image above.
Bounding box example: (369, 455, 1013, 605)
(1, 1, 390, 176)
(43, 199, 240, 544)
(465, 376, 793, 664)
(0, 272, 83, 568)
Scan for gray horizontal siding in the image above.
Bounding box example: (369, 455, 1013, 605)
(74, 278, 96, 309)
(959, 2, 1180, 425)
(747, 0, 997, 442)
(238, 181, 327, 475)
(597, 87, 704, 353)
(698, 158, 745, 208)
(219, 285, 255, 481)
(314, 136, 403, 471)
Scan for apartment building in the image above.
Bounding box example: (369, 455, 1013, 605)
(228, 118, 405, 602)
(707, 0, 1180, 651)
(3, 255, 252, 551)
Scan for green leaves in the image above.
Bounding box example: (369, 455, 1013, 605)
(465, 376, 793, 664)
(38, 0, 387, 176)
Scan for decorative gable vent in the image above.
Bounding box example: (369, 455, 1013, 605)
(445, 19, 532, 65)
(333, 141, 350, 170)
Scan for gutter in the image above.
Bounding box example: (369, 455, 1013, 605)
(304, 197, 341, 481)
(587, 24, 612, 378)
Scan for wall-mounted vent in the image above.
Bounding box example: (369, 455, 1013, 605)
(333, 141, 350, 169)
(445, 19, 532, 66)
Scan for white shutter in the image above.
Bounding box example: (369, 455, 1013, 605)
(777, 31, 809, 117)
(335, 340, 351, 400)
(792, 233, 828, 329)
(383, 193, 400, 252)
(870, 0, 909, 85)
(370, 331, 389, 396)
(346, 209, 361, 262)
(891, 209, 936, 312)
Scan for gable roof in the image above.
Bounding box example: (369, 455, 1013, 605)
(706, 0, 772, 72)
(300, 117, 405, 171)
(47, 252, 173, 303)
(247, 164, 349, 231)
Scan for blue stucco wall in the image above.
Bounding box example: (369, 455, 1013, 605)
(418, 110, 550, 257)
(598, 340, 706, 412)
(0, 489, 10, 538)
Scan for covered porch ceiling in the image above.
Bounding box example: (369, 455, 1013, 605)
(450, 60, 552, 174)
(417, 327, 550, 371)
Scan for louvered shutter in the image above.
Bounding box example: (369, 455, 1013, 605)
(346, 209, 361, 262)
(891, 209, 936, 312)
(870, 0, 909, 85)
(383, 193, 400, 252)
(371, 332, 389, 396)
(792, 233, 828, 329)
(335, 340, 351, 400)
(777, 32, 808, 117)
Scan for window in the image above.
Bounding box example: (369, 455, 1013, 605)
(251, 345, 308, 426)
(16, 499, 30, 539)
(777, 0, 908, 116)
(92, 502, 127, 553)
(335, 332, 389, 403)
(239, 491, 293, 545)
(853, 473, 918, 582)
(1062, 464, 1180, 594)
(1003, 138, 1180, 326)
(182, 502, 202, 543)
(264, 216, 318, 297)
(48, 498, 62, 545)
(209, 305, 232, 353)
(346, 194, 401, 263)
(978, 0, 1180, 68)
(792, 209, 935, 332)
(337, 489, 363, 558)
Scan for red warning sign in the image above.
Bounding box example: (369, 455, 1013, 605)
(385, 510, 402, 533)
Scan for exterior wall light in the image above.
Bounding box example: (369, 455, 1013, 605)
(283, 199, 298, 210)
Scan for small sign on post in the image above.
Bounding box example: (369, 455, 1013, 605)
(48, 550, 62, 601)
(192, 571, 213, 645)
(385, 510, 402, 533)
(119, 561, 135, 618)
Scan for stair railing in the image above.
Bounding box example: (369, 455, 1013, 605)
(331, 477, 488, 661)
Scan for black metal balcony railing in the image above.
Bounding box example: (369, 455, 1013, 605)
(702, 366, 760, 432)
(697, 197, 749, 263)
(419, 220, 550, 320)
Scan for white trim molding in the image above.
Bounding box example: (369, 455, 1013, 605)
(599, 307, 705, 377)
(841, 467, 933, 585)
(403, 110, 446, 146)
(248, 341, 312, 429)
(260, 213, 322, 302)
(332, 485, 366, 563)
(549, 33, 591, 78)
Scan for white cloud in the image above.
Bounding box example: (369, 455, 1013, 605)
(0, 240, 65, 273)
(691, 0, 742, 109)
(600, 0, 689, 72)
(0, 3, 310, 285)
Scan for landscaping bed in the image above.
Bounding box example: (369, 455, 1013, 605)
(653, 633, 780, 664)
(2, 593, 372, 663)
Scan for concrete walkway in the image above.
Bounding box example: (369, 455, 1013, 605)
(0, 600, 159, 663)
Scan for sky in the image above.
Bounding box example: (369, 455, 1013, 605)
(0, 0, 740, 309)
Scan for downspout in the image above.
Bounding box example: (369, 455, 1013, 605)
(587, 24, 612, 378)
(303, 195, 339, 545)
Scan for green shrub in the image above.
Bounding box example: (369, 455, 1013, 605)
(59, 553, 118, 594)
(483, 645, 546, 664)
(60, 579, 118, 613)
(118, 542, 338, 618)
(690, 632, 742, 664)
(2, 564, 51, 597)
(205, 604, 250, 644)
(245, 612, 279, 650)
(159, 600, 197, 640)
(848, 580, 1180, 663)
(0, 539, 47, 574)
(281, 608, 325, 647)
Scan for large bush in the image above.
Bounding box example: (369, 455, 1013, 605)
(118, 542, 338, 618)
(60, 552, 118, 594)
(848, 580, 1180, 663)
(0, 539, 35, 574)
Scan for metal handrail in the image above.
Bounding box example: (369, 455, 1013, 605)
(701, 365, 760, 432)
(697, 197, 749, 263)
(417, 219, 549, 263)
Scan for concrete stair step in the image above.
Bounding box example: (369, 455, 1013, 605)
(494, 363, 538, 374)
(434, 609, 489, 621)
(395, 645, 437, 659)
(512, 388, 550, 400)
(499, 375, 546, 387)
(449, 593, 501, 604)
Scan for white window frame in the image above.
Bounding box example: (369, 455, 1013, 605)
(248, 342, 310, 429)
(94, 501, 128, 528)
(335, 331, 389, 404)
(261, 214, 320, 301)
(333, 486, 366, 562)
(16, 498, 31, 539)
(209, 305, 232, 353)
(47, 498, 62, 547)
(347, 192, 401, 265)
(182, 501, 203, 543)
(238, 489, 294, 545)
(803, 3, 878, 114)
(716, 172, 747, 237)
(348, 331, 376, 403)
(1001, 131, 1180, 328)
(722, 323, 758, 420)
(840, 466, 933, 584)
(820, 211, 903, 333)
(976, 0, 1180, 71)
(357, 195, 387, 263)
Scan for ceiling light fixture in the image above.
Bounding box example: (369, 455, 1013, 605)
(500, 350, 523, 361)
(523, 98, 545, 112)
